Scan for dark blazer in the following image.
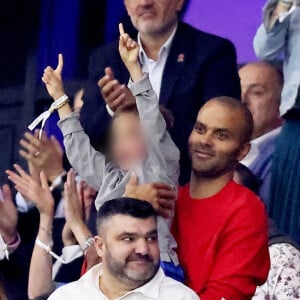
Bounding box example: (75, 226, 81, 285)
(80, 22, 241, 184)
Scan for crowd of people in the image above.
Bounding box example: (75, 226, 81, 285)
(0, 0, 300, 299)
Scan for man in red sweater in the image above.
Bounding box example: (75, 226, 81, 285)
(172, 97, 270, 299)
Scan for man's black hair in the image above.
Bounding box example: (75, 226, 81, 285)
(97, 198, 156, 232)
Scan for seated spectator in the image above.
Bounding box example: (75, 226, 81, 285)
(253, 220, 300, 299)
(172, 97, 270, 299)
(234, 165, 300, 299)
(254, 0, 300, 245)
(48, 198, 198, 299)
(35, 24, 182, 281)
(239, 61, 282, 205)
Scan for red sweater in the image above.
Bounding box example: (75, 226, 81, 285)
(172, 180, 270, 300)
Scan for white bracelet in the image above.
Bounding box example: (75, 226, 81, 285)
(28, 94, 69, 139)
(0, 233, 21, 260)
(0, 235, 9, 260)
(106, 104, 115, 117)
(35, 238, 69, 264)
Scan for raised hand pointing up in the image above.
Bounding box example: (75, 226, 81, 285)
(42, 53, 65, 100)
(118, 23, 143, 82)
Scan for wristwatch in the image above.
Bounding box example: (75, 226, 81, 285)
(81, 237, 94, 252)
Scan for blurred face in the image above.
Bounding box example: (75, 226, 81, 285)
(95, 215, 160, 287)
(189, 101, 250, 178)
(111, 112, 147, 171)
(239, 64, 281, 139)
(124, 0, 184, 36)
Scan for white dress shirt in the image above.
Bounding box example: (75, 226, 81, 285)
(48, 264, 199, 300)
(241, 127, 281, 167)
(138, 25, 177, 98)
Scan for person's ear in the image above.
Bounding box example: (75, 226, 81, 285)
(94, 235, 105, 258)
(176, 0, 185, 11)
(237, 143, 251, 161)
(124, 0, 131, 15)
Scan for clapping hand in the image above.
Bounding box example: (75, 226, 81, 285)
(6, 165, 54, 217)
(19, 130, 64, 183)
(63, 169, 92, 246)
(98, 67, 136, 112)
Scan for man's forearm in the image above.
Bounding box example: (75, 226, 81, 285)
(56, 99, 73, 120)
(28, 214, 54, 299)
(126, 63, 143, 82)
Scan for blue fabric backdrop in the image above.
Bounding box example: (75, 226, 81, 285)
(38, 0, 126, 80)
(38, 0, 82, 80)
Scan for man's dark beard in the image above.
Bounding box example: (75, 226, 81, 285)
(105, 248, 159, 289)
(191, 145, 240, 179)
(126, 252, 154, 263)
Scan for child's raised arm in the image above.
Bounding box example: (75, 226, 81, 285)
(42, 54, 72, 119)
(118, 23, 143, 82)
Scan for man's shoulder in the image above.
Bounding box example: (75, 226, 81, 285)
(177, 22, 235, 50)
(47, 281, 80, 299)
(228, 181, 267, 222)
(230, 181, 263, 204)
(270, 242, 300, 264)
(48, 266, 99, 299)
(159, 275, 199, 299)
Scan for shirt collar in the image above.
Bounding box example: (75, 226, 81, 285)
(92, 264, 165, 299)
(129, 268, 165, 298)
(251, 127, 281, 148)
(138, 24, 178, 64)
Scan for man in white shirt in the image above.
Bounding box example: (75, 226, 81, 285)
(48, 198, 199, 300)
(239, 62, 282, 206)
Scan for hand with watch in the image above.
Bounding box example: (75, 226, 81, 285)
(63, 169, 94, 253)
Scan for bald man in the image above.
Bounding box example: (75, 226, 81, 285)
(172, 97, 270, 300)
(239, 62, 283, 205)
